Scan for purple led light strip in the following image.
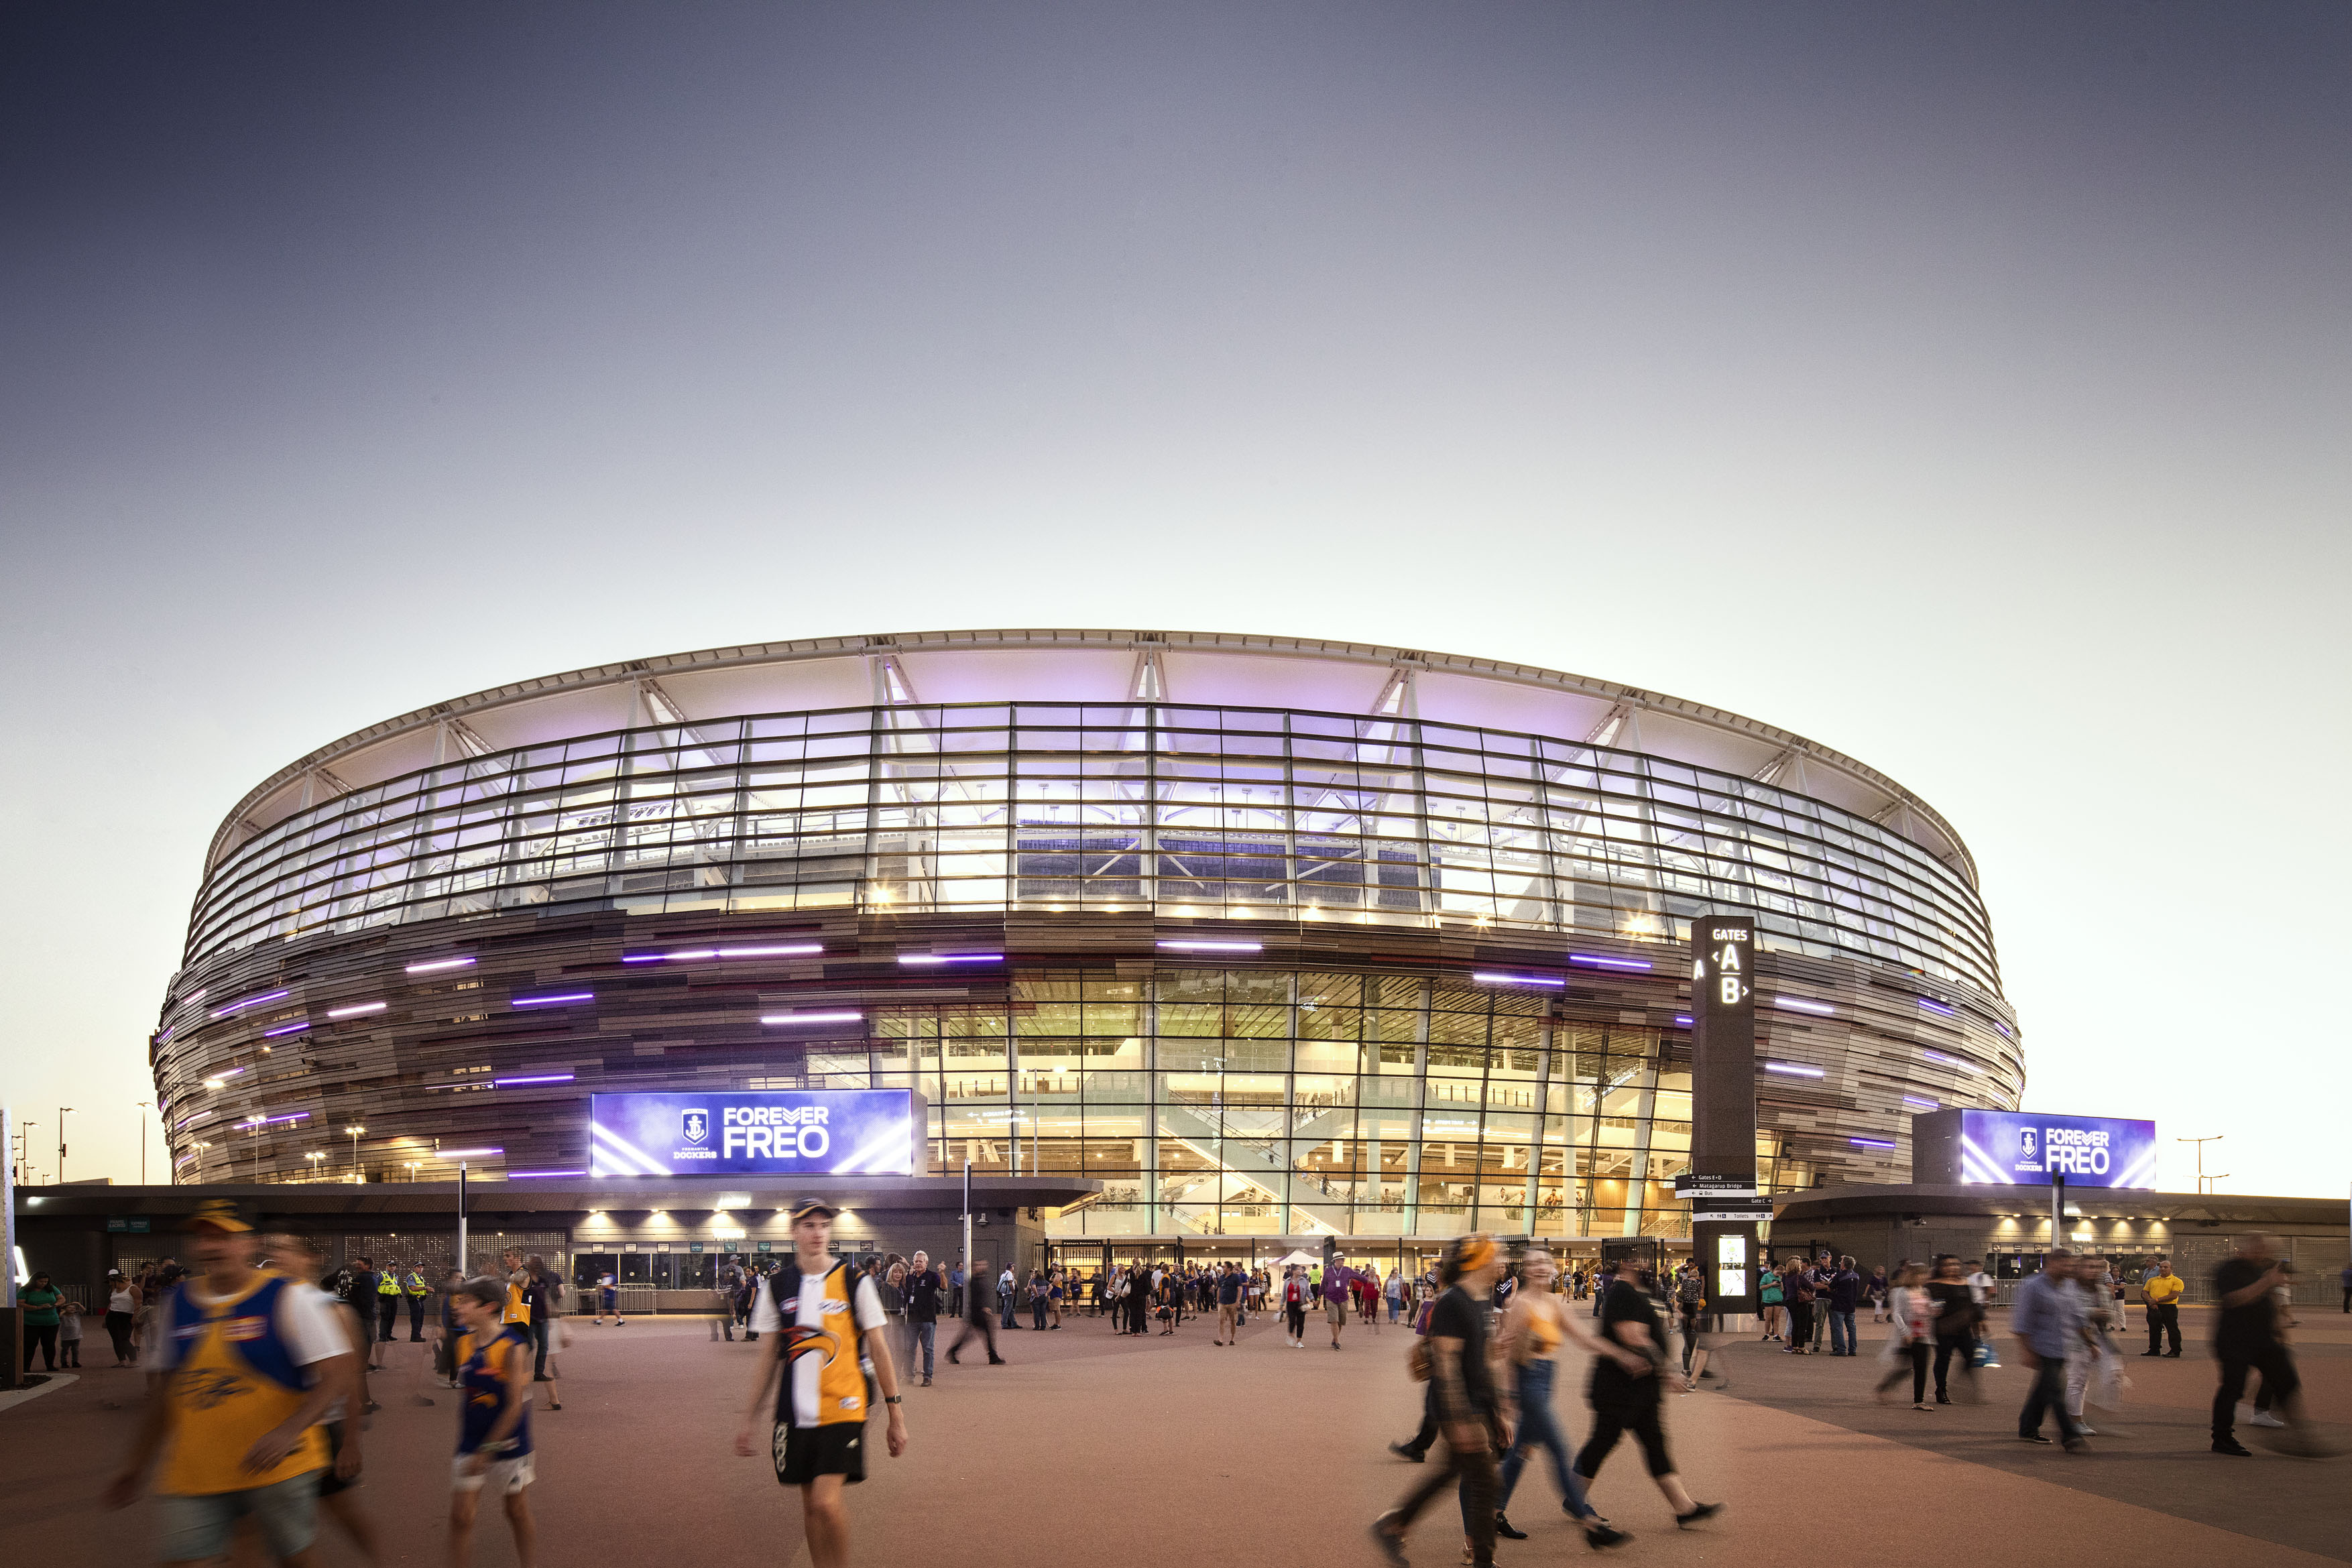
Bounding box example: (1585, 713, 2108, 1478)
(898, 953, 1003, 966)
(762, 1011, 863, 1025)
(1472, 972, 1564, 987)
(1917, 998, 1957, 1017)
(212, 989, 289, 1019)
(1157, 940, 1262, 952)
(511, 1169, 589, 1179)
(1568, 953, 1652, 971)
(1773, 996, 1834, 1016)
(1850, 1137, 1895, 1150)
(493, 1073, 576, 1086)
(261, 1022, 310, 1038)
(512, 992, 593, 1008)
(625, 944, 823, 963)
(406, 957, 475, 974)
(241, 1111, 310, 1128)
(1764, 1062, 1824, 1078)
(327, 1002, 386, 1019)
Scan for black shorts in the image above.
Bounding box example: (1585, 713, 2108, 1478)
(772, 1422, 866, 1487)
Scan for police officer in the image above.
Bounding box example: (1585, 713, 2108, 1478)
(405, 1264, 431, 1341)
(375, 1262, 404, 1348)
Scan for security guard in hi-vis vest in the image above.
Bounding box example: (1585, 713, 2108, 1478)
(375, 1265, 402, 1345)
(103, 1201, 357, 1564)
(404, 1266, 430, 1341)
(735, 1198, 908, 1566)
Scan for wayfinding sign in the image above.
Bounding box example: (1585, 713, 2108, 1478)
(1688, 913, 1762, 1317)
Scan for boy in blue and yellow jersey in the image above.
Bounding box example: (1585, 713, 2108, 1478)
(104, 1203, 355, 1565)
(734, 1199, 908, 1568)
(448, 1276, 538, 1568)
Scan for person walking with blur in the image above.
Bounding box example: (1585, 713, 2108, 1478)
(103, 1203, 353, 1567)
(1370, 1235, 1509, 1568)
(447, 1277, 539, 1568)
(947, 1258, 1004, 1366)
(1490, 1248, 1631, 1550)
(1874, 1263, 1936, 1410)
(1572, 1259, 1721, 1530)
(1964, 1260, 2001, 1368)
(2012, 1250, 2092, 1451)
(2211, 1234, 2309, 1456)
(2064, 1256, 2124, 1436)
(2141, 1256, 2184, 1358)
(1926, 1256, 1979, 1404)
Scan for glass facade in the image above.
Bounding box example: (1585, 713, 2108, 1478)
(158, 638, 2019, 1235)
(188, 703, 1998, 995)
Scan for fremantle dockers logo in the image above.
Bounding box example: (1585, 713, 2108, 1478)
(683, 1110, 709, 1145)
(2019, 1126, 2038, 1162)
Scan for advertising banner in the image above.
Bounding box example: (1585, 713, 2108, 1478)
(1955, 1109, 2156, 1189)
(589, 1090, 917, 1177)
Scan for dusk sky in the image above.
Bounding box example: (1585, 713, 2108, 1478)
(3, 5, 2345, 1195)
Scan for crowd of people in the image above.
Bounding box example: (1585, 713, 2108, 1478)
(49, 1213, 2341, 1568)
(1375, 1237, 1721, 1565)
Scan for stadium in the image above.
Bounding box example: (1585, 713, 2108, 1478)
(153, 629, 2021, 1256)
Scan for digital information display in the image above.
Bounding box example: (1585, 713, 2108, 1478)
(589, 1090, 919, 1178)
(1956, 1109, 2156, 1189)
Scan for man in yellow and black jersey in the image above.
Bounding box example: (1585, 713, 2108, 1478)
(733, 1199, 908, 1568)
(103, 1202, 356, 1565)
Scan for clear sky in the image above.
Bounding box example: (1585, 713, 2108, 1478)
(3, 4, 2345, 1197)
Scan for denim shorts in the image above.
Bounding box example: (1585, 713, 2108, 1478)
(155, 1471, 321, 1562)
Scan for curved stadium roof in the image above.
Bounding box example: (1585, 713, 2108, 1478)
(208, 628, 1979, 888)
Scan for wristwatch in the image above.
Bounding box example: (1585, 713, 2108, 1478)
(884, 1395, 902, 1405)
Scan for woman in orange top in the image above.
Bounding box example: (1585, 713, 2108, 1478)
(1492, 1248, 1643, 1550)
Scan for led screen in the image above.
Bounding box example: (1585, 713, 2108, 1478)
(589, 1091, 916, 1177)
(1957, 1109, 2156, 1189)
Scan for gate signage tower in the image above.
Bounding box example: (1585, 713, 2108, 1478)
(1687, 912, 1765, 1317)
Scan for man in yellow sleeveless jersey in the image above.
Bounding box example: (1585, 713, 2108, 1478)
(104, 1202, 355, 1565)
(733, 1199, 908, 1568)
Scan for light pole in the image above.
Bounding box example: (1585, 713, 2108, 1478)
(2177, 1134, 2225, 1194)
(58, 1107, 72, 1186)
(136, 1102, 152, 1185)
(305, 1152, 327, 1179)
(17, 1123, 34, 1186)
(193, 1141, 212, 1184)
(345, 1126, 366, 1183)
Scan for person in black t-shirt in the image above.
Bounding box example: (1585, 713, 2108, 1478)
(2211, 1234, 2304, 1455)
(1574, 1266, 1720, 1530)
(1924, 1255, 1979, 1404)
(902, 1250, 944, 1386)
(1372, 1234, 1507, 1568)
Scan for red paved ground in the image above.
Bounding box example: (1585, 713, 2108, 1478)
(3, 1303, 2344, 1567)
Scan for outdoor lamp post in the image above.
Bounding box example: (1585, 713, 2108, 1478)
(345, 1125, 366, 1183)
(136, 1101, 152, 1185)
(58, 1107, 73, 1186)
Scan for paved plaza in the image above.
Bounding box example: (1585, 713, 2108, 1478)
(4, 1305, 2344, 1566)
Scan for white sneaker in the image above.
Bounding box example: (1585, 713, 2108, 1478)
(2072, 1423, 2097, 1435)
(2249, 1411, 2288, 1429)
